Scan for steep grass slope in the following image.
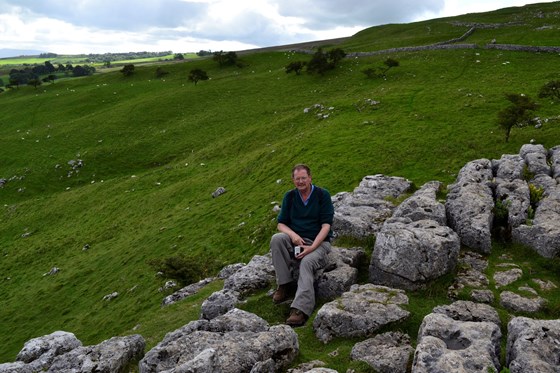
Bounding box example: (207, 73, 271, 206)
(1, 2, 560, 368)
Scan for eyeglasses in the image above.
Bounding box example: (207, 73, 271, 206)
(293, 177, 309, 182)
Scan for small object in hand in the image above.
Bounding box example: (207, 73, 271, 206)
(294, 246, 302, 256)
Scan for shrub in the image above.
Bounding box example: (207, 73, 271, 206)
(121, 64, 135, 77)
(538, 80, 560, 101)
(188, 68, 209, 85)
(285, 61, 307, 75)
(496, 93, 538, 142)
(147, 254, 219, 286)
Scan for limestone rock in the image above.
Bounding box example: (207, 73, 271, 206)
(499, 291, 547, 313)
(370, 217, 460, 290)
(412, 313, 501, 373)
(492, 154, 525, 181)
(45, 334, 145, 373)
(139, 308, 298, 373)
(392, 181, 446, 225)
(494, 268, 523, 288)
(432, 300, 500, 326)
(162, 277, 215, 306)
(494, 179, 530, 228)
(520, 144, 550, 177)
(351, 331, 413, 373)
(315, 247, 364, 300)
(551, 145, 560, 179)
(223, 255, 275, 295)
(332, 174, 412, 238)
(506, 317, 560, 373)
(16, 331, 82, 365)
(200, 288, 241, 320)
(313, 284, 410, 343)
(445, 159, 494, 253)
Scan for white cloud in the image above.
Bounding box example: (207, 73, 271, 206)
(0, 0, 558, 55)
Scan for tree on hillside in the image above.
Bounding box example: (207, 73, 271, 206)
(28, 78, 42, 89)
(497, 93, 539, 142)
(306, 47, 346, 75)
(188, 68, 209, 85)
(174, 53, 185, 60)
(213, 51, 239, 67)
(72, 65, 95, 77)
(155, 67, 169, 79)
(285, 61, 307, 75)
(538, 80, 560, 101)
(121, 64, 135, 77)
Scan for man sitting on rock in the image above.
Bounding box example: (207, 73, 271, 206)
(270, 164, 334, 326)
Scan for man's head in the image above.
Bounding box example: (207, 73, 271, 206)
(292, 164, 312, 193)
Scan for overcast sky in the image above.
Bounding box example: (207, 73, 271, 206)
(0, 0, 557, 56)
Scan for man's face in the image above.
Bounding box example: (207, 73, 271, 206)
(292, 169, 312, 192)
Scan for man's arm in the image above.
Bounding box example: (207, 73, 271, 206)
(277, 222, 305, 246)
(297, 223, 330, 259)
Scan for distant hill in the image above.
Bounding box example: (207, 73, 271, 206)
(0, 48, 45, 58)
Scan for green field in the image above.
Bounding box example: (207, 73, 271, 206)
(1, 2, 560, 371)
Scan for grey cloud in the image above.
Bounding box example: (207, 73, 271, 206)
(2, 0, 207, 31)
(276, 0, 445, 29)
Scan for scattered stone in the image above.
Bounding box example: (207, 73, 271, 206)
(102, 291, 118, 301)
(532, 278, 557, 291)
(313, 284, 410, 343)
(162, 277, 215, 306)
(217, 263, 245, 279)
(494, 268, 523, 288)
(471, 289, 495, 303)
(350, 332, 413, 373)
(211, 187, 226, 198)
(506, 317, 560, 373)
(43, 267, 60, 276)
(499, 291, 547, 313)
(412, 313, 501, 373)
(287, 360, 327, 373)
(139, 308, 298, 373)
(432, 300, 501, 326)
(82, 244, 90, 251)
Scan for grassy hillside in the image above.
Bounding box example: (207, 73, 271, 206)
(1, 2, 560, 370)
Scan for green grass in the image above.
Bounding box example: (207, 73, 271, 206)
(1, 2, 560, 370)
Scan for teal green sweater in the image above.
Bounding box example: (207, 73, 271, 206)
(277, 186, 334, 241)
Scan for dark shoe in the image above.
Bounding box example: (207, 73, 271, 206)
(273, 284, 289, 303)
(286, 308, 308, 327)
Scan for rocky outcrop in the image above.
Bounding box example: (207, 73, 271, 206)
(412, 311, 502, 373)
(0, 332, 145, 373)
(506, 317, 560, 373)
(332, 174, 412, 237)
(313, 284, 410, 343)
(445, 159, 494, 253)
(350, 332, 414, 373)
(139, 308, 298, 373)
(370, 182, 460, 290)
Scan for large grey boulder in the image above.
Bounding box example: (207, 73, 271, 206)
(0, 332, 143, 373)
(445, 159, 494, 253)
(494, 179, 530, 228)
(45, 334, 145, 373)
(315, 247, 364, 300)
(392, 181, 446, 225)
(506, 317, 560, 373)
(492, 154, 526, 181)
(332, 174, 412, 238)
(16, 331, 82, 366)
(551, 145, 560, 179)
(224, 254, 275, 295)
(520, 144, 550, 177)
(313, 284, 410, 343)
(200, 288, 241, 320)
(412, 313, 502, 373)
(139, 308, 298, 373)
(351, 331, 414, 373)
(370, 217, 460, 290)
(512, 176, 560, 258)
